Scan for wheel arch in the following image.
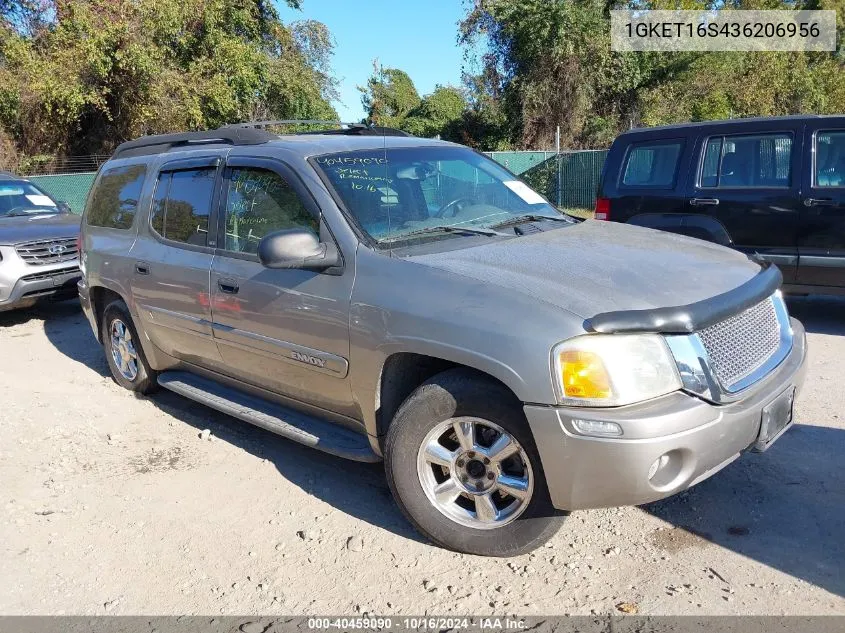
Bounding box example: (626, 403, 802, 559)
(373, 350, 525, 443)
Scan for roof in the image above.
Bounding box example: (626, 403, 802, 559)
(263, 133, 457, 157)
(112, 123, 454, 159)
(619, 114, 845, 137)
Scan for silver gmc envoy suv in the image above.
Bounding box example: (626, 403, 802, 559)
(78, 123, 807, 556)
(0, 172, 81, 312)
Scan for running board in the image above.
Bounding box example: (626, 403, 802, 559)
(157, 371, 379, 462)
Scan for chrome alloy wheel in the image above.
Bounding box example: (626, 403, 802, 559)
(416, 417, 534, 529)
(110, 319, 139, 381)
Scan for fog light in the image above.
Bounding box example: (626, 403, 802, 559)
(648, 454, 671, 480)
(572, 418, 623, 437)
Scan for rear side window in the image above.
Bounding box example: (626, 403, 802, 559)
(700, 133, 792, 188)
(815, 131, 845, 187)
(621, 141, 683, 187)
(150, 168, 215, 246)
(86, 164, 146, 229)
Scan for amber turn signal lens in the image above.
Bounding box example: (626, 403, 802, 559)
(559, 350, 612, 399)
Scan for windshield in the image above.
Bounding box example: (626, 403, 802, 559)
(314, 146, 564, 246)
(0, 181, 59, 217)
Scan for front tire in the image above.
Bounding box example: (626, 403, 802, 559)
(385, 368, 564, 556)
(101, 299, 158, 394)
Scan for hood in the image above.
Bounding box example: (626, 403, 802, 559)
(0, 213, 81, 245)
(407, 220, 762, 319)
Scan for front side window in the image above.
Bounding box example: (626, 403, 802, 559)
(700, 133, 792, 188)
(223, 167, 318, 254)
(815, 131, 845, 187)
(314, 147, 564, 246)
(150, 168, 215, 246)
(621, 141, 682, 187)
(86, 164, 146, 228)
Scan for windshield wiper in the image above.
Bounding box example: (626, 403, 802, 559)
(489, 214, 572, 229)
(379, 224, 510, 244)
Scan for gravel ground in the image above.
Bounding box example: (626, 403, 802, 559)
(0, 297, 843, 616)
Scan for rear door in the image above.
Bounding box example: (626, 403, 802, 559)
(796, 122, 845, 288)
(208, 156, 357, 419)
(128, 154, 224, 366)
(687, 124, 802, 282)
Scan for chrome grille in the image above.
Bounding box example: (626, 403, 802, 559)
(15, 238, 78, 265)
(697, 296, 782, 390)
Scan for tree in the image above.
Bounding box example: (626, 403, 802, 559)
(403, 85, 468, 138)
(0, 0, 337, 160)
(359, 64, 421, 127)
(459, 0, 845, 149)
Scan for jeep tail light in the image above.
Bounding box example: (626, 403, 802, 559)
(594, 197, 610, 221)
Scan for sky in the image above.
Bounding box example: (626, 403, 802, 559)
(278, 0, 471, 122)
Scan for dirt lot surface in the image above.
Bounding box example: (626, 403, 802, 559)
(1, 298, 843, 616)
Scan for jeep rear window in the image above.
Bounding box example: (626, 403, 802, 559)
(313, 147, 562, 246)
(621, 141, 682, 188)
(86, 164, 146, 229)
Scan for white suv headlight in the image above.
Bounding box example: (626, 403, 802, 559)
(552, 334, 682, 407)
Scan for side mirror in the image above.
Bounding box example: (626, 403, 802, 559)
(56, 201, 71, 213)
(257, 228, 340, 271)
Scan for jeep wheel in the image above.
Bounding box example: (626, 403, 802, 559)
(101, 300, 158, 394)
(385, 368, 564, 556)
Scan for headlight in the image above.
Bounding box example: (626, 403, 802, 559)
(552, 334, 682, 407)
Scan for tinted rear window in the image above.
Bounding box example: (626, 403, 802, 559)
(150, 168, 215, 246)
(86, 164, 146, 229)
(621, 141, 683, 187)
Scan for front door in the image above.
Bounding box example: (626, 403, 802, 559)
(209, 157, 357, 419)
(796, 124, 845, 288)
(129, 155, 224, 366)
(687, 127, 803, 282)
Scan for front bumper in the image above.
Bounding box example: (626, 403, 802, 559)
(0, 254, 81, 312)
(528, 317, 807, 511)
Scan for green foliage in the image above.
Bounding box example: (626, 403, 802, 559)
(460, 0, 845, 149)
(359, 65, 421, 127)
(359, 65, 470, 141)
(0, 0, 337, 160)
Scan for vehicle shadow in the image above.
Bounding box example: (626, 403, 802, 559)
(641, 422, 845, 598)
(785, 294, 845, 335)
(40, 306, 423, 543)
(0, 299, 82, 328)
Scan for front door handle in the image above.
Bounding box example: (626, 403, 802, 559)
(135, 262, 150, 275)
(217, 278, 239, 294)
(804, 198, 835, 207)
(690, 198, 720, 206)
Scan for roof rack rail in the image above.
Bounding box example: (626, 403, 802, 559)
(113, 127, 276, 158)
(224, 119, 413, 137)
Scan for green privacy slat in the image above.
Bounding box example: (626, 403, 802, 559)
(507, 150, 608, 212)
(28, 172, 97, 215)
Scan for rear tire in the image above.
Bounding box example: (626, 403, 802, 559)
(101, 299, 158, 394)
(384, 368, 564, 556)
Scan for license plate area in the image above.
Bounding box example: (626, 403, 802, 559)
(754, 386, 795, 451)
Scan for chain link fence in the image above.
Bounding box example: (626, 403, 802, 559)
(27, 172, 96, 215)
(492, 150, 608, 218)
(22, 149, 608, 217)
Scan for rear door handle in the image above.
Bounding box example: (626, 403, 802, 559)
(804, 198, 835, 207)
(690, 198, 720, 206)
(217, 278, 239, 294)
(135, 262, 150, 275)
